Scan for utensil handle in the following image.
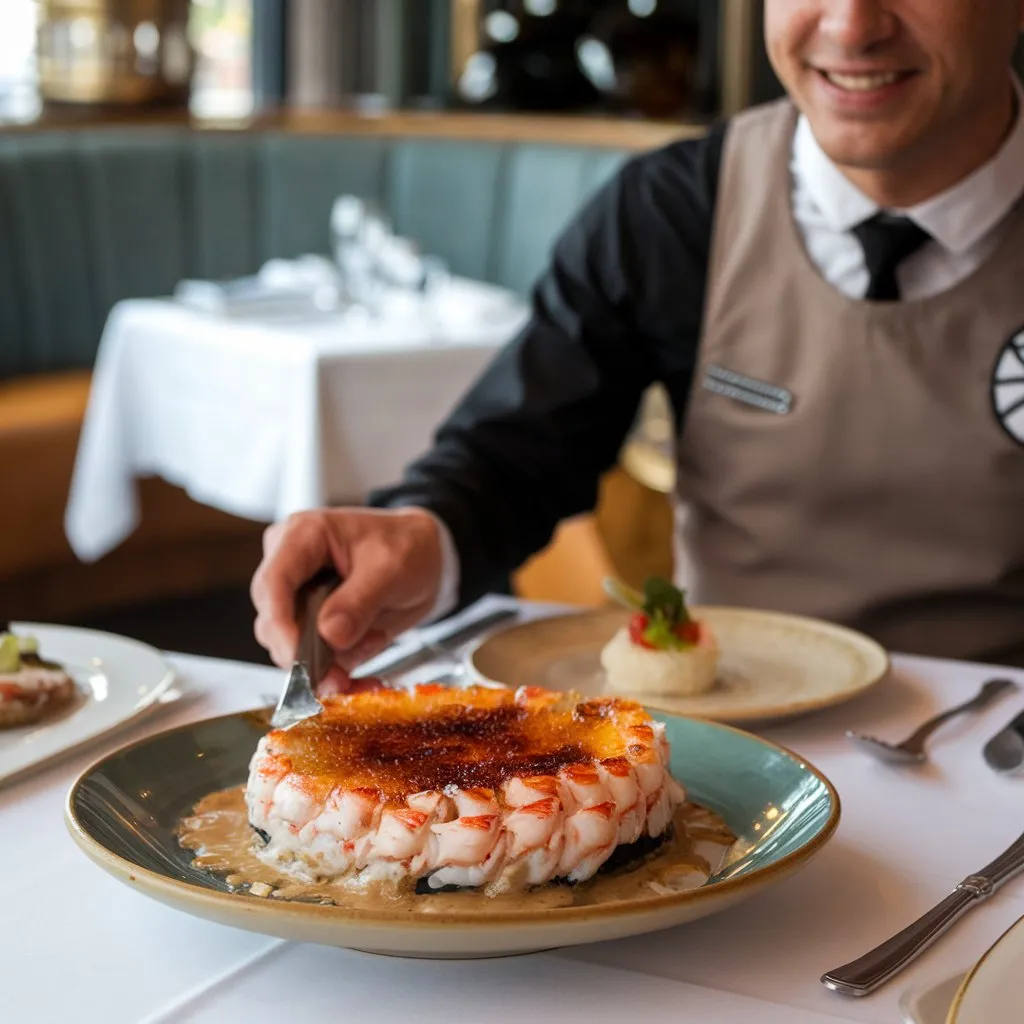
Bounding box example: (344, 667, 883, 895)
(902, 677, 1016, 750)
(982, 709, 1024, 774)
(296, 568, 341, 684)
(821, 889, 976, 997)
(368, 606, 519, 678)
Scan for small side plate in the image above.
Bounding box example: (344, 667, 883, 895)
(470, 606, 889, 724)
(0, 622, 174, 787)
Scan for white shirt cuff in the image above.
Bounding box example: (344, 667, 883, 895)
(420, 508, 461, 623)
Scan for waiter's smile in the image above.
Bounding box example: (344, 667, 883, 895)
(765, 0, 1023, 205)
(809, 64, 921, 113)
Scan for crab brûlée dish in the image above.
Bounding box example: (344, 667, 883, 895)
(245, 684, 686, 895)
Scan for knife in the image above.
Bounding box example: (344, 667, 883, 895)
(983, 708, 1024, 775)
(821, 828, 1024, 997)
(355, 605, 520, 679)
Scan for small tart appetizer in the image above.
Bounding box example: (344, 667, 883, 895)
(600, 578, 720, 697)
(0, 626, 76, 729)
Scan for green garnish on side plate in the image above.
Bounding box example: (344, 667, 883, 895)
(603, 576, 700, 651)
(0, 631, 42, 674)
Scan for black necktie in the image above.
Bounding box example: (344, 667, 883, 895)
(851, 213, 932, 301)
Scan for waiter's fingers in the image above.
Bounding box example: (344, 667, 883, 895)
(316, 665, 388, 698)
(316, 551, 420, 649)
(251, 512, 335, 666)
(316, 512, 443, 651)
(315, 664, 355, 697)
(328, 603, 434, 672)
(331, 628, 390, 672)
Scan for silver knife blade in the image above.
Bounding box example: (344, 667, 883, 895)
(354, 605, 520, 680)
(270, 568, 341, 729)
(983, 709, 1024, 774)
(821, 828, 1024, 996)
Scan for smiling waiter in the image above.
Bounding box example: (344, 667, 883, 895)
(251, 1, 1024, 678)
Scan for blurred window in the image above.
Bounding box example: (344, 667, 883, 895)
(189, 0, 253, 118)
(0, 0, 253, 122)
(0, 0, 41, 121)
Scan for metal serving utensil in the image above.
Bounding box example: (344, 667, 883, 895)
(270, 567, 341, 729)
(845, 678, 1017, 765)
(822, 828, 1024, 996)
(982, 708, 1024, 775)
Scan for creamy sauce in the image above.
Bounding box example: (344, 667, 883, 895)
(178, 786, 737, 914)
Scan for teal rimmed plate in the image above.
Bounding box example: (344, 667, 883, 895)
(65, 707, 840, 958)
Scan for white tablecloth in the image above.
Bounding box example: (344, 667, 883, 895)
(4, 597, 1023, 1023)
(64, 281, 529, 562)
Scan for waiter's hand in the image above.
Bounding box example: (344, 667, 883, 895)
(250, 507, 445, 692)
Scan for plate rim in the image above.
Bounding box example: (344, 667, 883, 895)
(468, 604, 891, 723)
(1, 621, 176, 786)
(898, 970, 969, 1024)
(64, 704, 841, 929)
(945, 912, 1024, 1023)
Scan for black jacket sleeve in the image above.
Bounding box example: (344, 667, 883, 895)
(368, 123, 727, 607)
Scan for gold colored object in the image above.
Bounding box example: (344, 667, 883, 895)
(620, 384, 677, 494)
(450, 0, 481, 81)
(37, 0, 194, 108)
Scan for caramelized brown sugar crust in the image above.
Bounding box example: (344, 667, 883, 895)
(261, 684, 662, 806)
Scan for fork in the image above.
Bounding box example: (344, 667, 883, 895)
(846, 677, 1017, 765)
(269, 568, 341, 729)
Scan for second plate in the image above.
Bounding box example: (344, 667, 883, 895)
(469, 606, 889, 724)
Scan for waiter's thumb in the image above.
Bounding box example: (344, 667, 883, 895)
(317, 564, 392, 652)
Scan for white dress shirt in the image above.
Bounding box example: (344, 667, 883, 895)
(425, 77, 1024, 622)
(791, 76, 1024, 300)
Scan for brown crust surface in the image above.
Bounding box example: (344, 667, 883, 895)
(263, 685, 657, 803)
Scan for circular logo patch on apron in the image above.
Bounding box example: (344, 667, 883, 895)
(992, 330, 1024, 445)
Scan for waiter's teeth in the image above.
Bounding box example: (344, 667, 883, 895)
(825, 71, 901, 91)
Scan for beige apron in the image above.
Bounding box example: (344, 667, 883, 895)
(674, 100, 1024, 664)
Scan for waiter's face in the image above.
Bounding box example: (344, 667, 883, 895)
(766, 1, 1024, 173)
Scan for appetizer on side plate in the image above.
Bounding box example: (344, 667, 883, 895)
(600, 577, 720, 697)
(0, 625, 77, 728)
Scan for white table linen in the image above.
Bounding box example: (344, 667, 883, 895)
(64, 281, 528, 562)
(4, 596, 1023, 1023)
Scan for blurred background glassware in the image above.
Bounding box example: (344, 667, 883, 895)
(577, 3, 700, 119)
(457, 0, 600, 111)
(36, 0, 194, 112)
(375, 235, 427, 292)
(330, 194, 395, 315)
(457, 0, 704, 118)
(420, 255, 451, 300)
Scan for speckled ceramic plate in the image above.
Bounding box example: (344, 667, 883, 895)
(469, 606, 889, 724)
(65, 706, 839, 959)
(946, 914, 1024, 1023)
(0, 622, 175, 787)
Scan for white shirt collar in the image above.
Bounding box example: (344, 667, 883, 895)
(792, 74, 1024, 254)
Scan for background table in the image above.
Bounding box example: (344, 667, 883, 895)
(4, 597, 1023, 1023)
(64, 280, 528, 562)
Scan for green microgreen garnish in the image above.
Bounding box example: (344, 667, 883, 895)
(603, 575, 695, 650)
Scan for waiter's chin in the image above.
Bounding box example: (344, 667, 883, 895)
(796, 67, 934, 171)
